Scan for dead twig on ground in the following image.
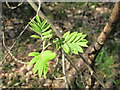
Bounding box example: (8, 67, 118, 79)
(6, 0, 23, 9)
(62, 50, 69, 89)
(3, 16, 36, 61)
(2, 31, 27, 64)
(4, 0, 42, 62)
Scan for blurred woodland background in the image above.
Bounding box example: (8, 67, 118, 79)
(1, 2, 120, 88)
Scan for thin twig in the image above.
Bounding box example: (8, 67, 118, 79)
(4, 16, 36, 61)
(53, 58, 64, 80)
(62, 50, 69, 89)
(6, 0, 23, 9)
(109, 63, 120, 68)
(4, 0, 41, 61)
(65, 54, 86, 87)
(43, 43, 51, 51)
(78, 53, 106, 88)
(42, 40, 46, 52)
(53, 76, 64, 80)
(36, 0, 41, 15)
(65, 54, 80, 74)
(2, 32, 27, 64)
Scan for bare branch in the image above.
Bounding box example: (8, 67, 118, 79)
(3, 16, 36, 60)
(6, 0, 23, 9)
(4, 0, 42, 60)
(78, 53, 106, 88)
(62, 50, 69, 89)
(36, 0, 41, 15)
(2, 32, 28, 64)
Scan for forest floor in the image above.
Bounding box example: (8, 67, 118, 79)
(1, 2, 120, 88)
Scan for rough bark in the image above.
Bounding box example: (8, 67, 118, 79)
(86, 2, 120, 65)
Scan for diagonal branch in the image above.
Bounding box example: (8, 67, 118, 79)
(2, 31, 27, 64)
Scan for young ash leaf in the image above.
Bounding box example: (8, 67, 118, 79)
(28, 52, 40, 56)
(28, 50, 56, 78)
(40, 50, 56, 62)
(30, 35, 41, 39)
(62, 43, 70, 54)
(29, 16, 52, 40)
(40, 19, 47, 29)
(62, 31, 70, 41)
(33, 59, 42, 74)
(62, 31, 88, 54)
(36, 15, 41, 23)
(28, 55, 40, 66)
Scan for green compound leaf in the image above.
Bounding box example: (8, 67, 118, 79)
(66, 32, 77, 42)
(62, 43, 70, 54)
(62, 32, 88, 54)
(43, 63, 49, 78)
(42, 29, 53, 39)
(68, 43, 83, 54)
(42, 24, 51, 32)
(67, 32, 77, 43)
(72, 33, 83, 43)
(30, 35, 41, 39)
(40, 50, 56, 62)
(42, 30, 52, 36)
(40, 19, 47, 29)
(29, 23, 41, 35)
(33, 58, 42, 74)
(28, 50, 56, 78)
(36, 15, 41, 23)
(62, 31, 70, 41)
(53, 38, 63, 50)
(29, 16, 53, 40)
(28, 55, 39, 66)
(28, 52, 40, 56)
(78, 41, 88, 47)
